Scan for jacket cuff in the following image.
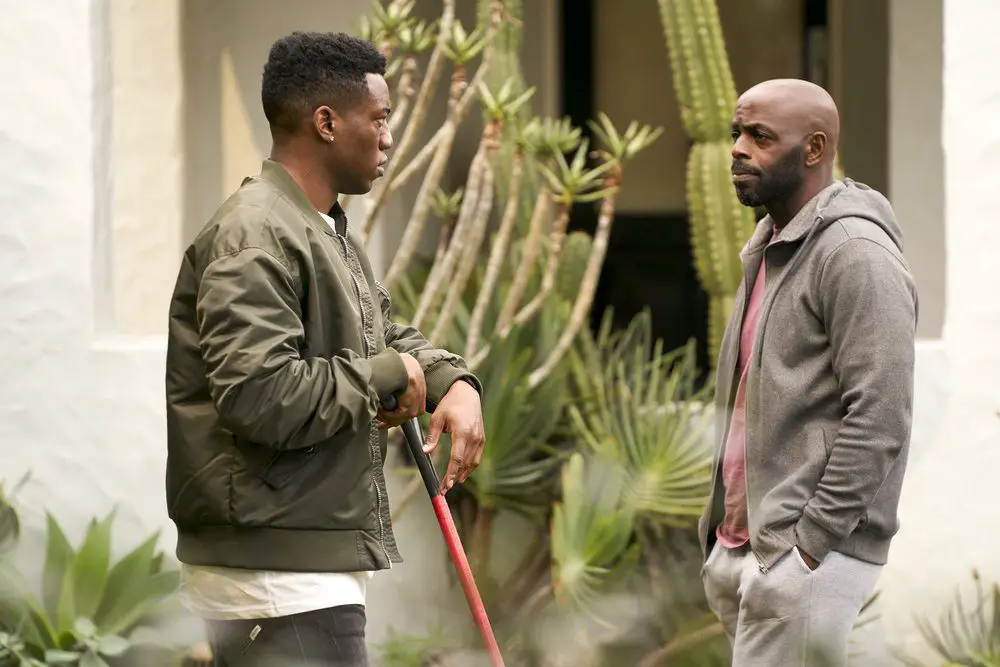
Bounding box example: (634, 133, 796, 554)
(424, 362, 483, 409)
(793, 512, 843, 563)
(368, 348, 409, 400)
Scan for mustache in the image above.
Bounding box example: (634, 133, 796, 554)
(731, 162, 761, 176)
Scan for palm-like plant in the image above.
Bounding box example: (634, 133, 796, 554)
(378, 2, 505, 279)
(567, 313, 713, 526)
(549, 452, 638, 618)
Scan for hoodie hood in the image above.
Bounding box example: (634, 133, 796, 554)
(744, 178, 905, 256)
(815, 178, 904, 252)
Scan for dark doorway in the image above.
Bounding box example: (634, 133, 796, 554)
(558, 0, 709, 372)
(557, 0, 826, 376)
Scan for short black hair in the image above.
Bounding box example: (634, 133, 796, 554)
(261, 31, 387, 133)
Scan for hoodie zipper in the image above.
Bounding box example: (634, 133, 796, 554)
(737, 250, 769, 573)
(337, 233, 393, 568)
(743, 219, 822, 573)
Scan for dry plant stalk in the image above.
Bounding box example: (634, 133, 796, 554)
(493, 180, 552, 337)
(361, 0, 456, 241)
(432, 217, 455, 270)
(430, 151, 497, 345)
(410, 153, 487, 330)
(527, 164, 621, 388)
(508, 196, 571, 329)
(388, 57, 419, 135)
(382, 9, 503, 287)
(386, 129, 445, 193)
(465, 148, 524, 358)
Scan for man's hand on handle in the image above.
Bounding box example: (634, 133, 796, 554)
(424, 380, 485, 494)
(377, 353, 426, 428)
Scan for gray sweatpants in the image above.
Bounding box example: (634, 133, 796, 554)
(702, 541, 881, 667)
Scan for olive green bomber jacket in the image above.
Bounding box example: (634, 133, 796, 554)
(165, 159, 481, 573)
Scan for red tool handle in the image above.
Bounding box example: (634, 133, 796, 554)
(381, 395, 505, 667)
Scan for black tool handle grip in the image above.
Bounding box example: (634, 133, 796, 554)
(381, 395, 441, 497)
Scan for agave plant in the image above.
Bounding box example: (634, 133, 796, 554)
(0, 510, 182, 667)
(896, 571, 1000, 667)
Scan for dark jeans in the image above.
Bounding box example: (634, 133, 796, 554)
(206, 604, 368, 667)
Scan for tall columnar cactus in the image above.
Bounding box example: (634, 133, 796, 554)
(658, 0, 756, 367)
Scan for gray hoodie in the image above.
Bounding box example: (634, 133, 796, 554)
(698, 179, 918, 572)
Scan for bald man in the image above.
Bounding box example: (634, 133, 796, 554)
(697, 79, 917, 666)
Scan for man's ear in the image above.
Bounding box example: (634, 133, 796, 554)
(313, 106, 339, 143)
(805, 132, 827, 168)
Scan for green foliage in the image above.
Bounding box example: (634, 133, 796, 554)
(0, 508, 182, 667)
(897, 571, 1000, 667)
(568, 313, 714, 527)
(441, 20, 489, 67)
(554, 231, 592, 302)
(550, 452, 639, 619)
(478, 78, 536, 125)
(537, 139, 618, 205)
(588, 112, 665, 163)
(0, 475, 29, 558)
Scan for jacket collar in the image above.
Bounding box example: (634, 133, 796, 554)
(254, 159, 348, 237)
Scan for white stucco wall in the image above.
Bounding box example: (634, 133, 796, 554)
(855, 0, 1000, 661)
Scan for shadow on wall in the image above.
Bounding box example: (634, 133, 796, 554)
(180, 0, 373, 245)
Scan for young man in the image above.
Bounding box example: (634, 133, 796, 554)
(698, 78, 918, 666)
(165, 32, 485, 666)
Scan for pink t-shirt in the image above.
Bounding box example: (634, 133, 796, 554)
(716, 234, 773, 548)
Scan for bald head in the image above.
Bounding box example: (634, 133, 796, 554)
(729, 78, 841, 219)
(738, 78, 840, 159)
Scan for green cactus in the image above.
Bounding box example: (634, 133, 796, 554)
(658, 0, 756, 367)
(555, 230, 594, 302)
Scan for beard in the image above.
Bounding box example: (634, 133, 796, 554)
(732, 144, 804, 208)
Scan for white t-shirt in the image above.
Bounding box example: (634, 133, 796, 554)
(180, 210, 376, 621)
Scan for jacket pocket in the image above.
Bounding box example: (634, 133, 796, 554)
(235, 438, 319, 490)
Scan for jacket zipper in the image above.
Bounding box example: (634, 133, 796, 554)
(339, 235, 393, 568)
